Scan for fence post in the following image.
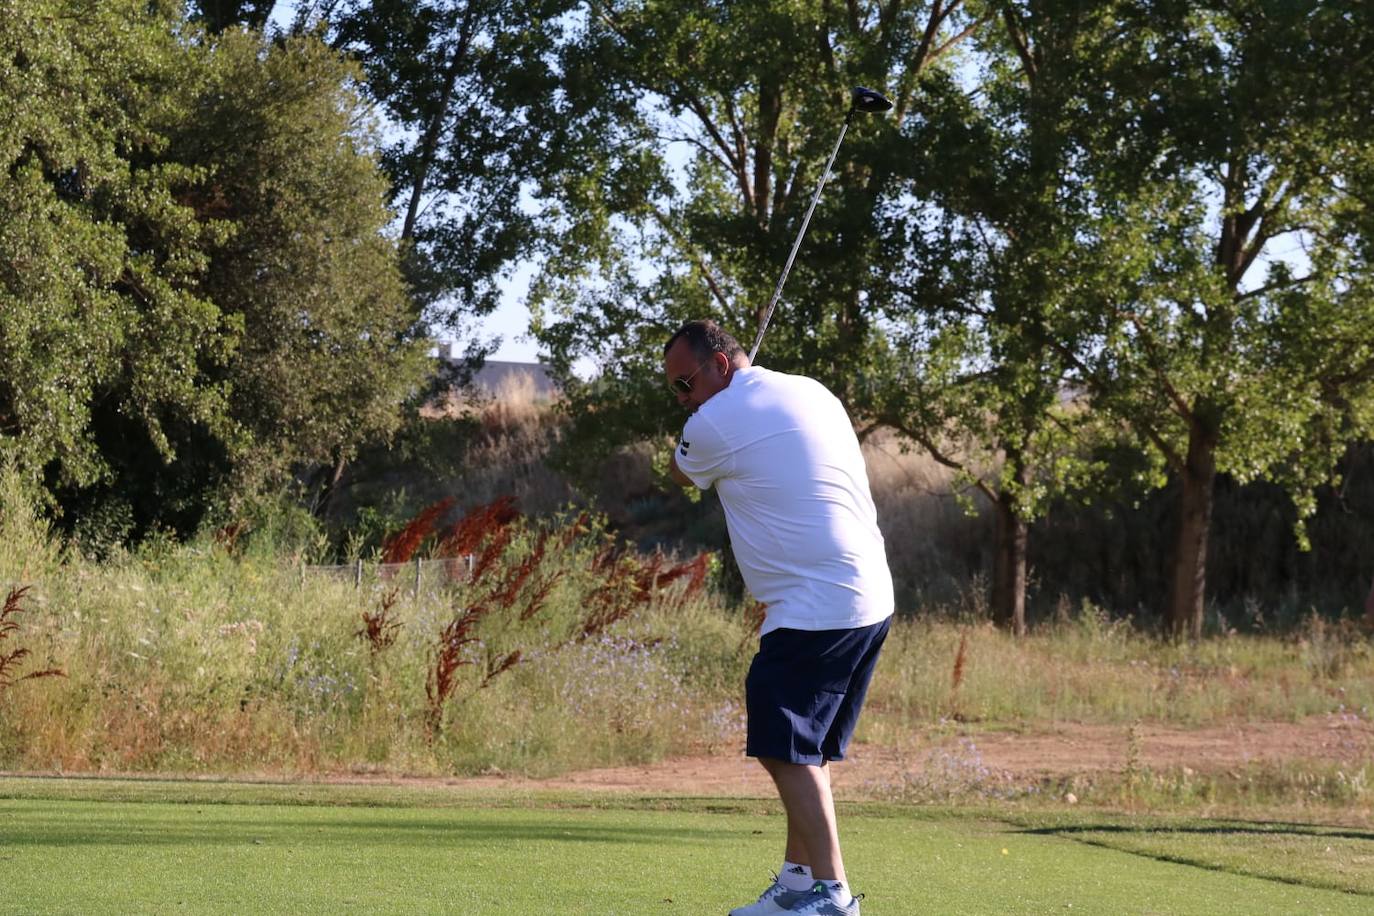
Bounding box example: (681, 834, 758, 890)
(354, 558, 363, 590)
(414, 557, 422, 600)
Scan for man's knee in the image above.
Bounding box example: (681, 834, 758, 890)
(758, 756, 826, 778)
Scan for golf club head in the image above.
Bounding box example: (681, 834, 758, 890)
(851, 86, 894, 113)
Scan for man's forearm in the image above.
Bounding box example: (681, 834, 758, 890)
(668, 451, 693, 488)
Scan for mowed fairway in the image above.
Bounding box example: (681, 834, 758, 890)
(1, 780, 1371, 915)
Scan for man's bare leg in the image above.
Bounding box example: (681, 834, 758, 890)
(760, 757, 847, 884)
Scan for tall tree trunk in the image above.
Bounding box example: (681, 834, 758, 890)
(312, 451, 349, 520)
(990, 491, 1028, 635)
(752, 77, 781, 228)
(991, 461, 1029, 636)
(401, 17, 474, 242)
(1166, 415, 1218, 640)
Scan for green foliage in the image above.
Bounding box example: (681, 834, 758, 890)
(876, 4, 1145, 535)
(326, 0, 582, 355)
(0, 0, 236, 498)
(531, 0, 983, 482)
(1046, 0, 1374, 630)
(186, 0, 278, 32)
(0, 2, 428, 543)
(518, 0, 1374, 637)
(170, 29, 428, 494)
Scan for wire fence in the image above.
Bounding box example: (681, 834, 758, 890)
(302, 556, 475, 599)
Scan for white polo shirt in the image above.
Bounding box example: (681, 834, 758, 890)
(674, 366, 894, 635)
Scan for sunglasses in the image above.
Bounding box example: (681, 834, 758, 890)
(669, 357, 715, 395)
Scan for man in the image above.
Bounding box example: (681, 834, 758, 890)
(663, 320, 893, 916)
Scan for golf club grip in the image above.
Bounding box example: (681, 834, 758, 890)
(748, 110, 855, 363)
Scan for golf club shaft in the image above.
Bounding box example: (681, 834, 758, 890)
(747, 108, 856, 363)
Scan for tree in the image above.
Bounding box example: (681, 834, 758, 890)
(0, 2, 428, 543)
(0, 0, 235, 528)
(327, 0, 579, 351)
(162, 29, 430, 506)
(187, 0, 281, 32)
(870, 2, 1131, 633)
(187, 0, 570, 372)
(531, 0, 984, 483)
(1053, 0, 1374, 638)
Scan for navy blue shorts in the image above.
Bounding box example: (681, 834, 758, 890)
(745, 617, 891, 765)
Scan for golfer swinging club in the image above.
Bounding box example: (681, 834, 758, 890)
(664, 320, 892, 916)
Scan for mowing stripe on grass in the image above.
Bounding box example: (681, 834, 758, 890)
(2, 787, 1372, 914)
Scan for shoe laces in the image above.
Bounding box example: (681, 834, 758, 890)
(757, 873, 786, 901)
(793, 888, 861, 914)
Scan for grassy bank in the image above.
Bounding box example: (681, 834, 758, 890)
(3, 469, 1372, 791)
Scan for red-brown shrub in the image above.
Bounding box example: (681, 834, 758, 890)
(357, 589, 402, 655)
(0, 586, 65, 691)
(380, 497, 456, 563)
(435, 496, 520, 558)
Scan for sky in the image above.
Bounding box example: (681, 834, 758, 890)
(265, 4, 540, 365)
(485, 264, 541, 364)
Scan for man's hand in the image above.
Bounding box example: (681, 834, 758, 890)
(669, 451, 693, 488)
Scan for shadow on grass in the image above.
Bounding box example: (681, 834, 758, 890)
(1018, 823, 1374, 843)
(1015, 821, 1374, 898)
(0, 811, 736, 850)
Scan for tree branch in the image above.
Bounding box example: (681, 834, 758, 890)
(402, 9, 477, 241)
(673, 90, 745, 180)
(1047, 329, 1186, 472)
(659, 131, 731, 174)
(1234, 273, 1315, 302)
(649, 209, 733, 313)
(890, 420, 999, 505)
(1001, 5, 1036, 81)
(721, 95, 754, 210)
(819, 0, 839, 81)
(931, 13, 985, 63)
(1126, 309, 1194, 424)
(911, 0, 947, 75)
(877, 0, 908, 43)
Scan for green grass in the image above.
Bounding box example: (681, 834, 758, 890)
(2, 778, 1372, 914)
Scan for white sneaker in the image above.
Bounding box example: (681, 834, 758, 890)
(728, 874, 810, 916)
(785, 883, 863, 915)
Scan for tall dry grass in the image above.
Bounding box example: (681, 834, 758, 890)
(860, 429, 990, 611)
(3, 460, 1372, 779)
(863, 612, 1373, 748)
(0, 469, 744, 776)
(415, 371, 574, 517)
(411, 390, 1372, 629)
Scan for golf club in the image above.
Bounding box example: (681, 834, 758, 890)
(747, 86, 894, 363)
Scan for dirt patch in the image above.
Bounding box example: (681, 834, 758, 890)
(11, 715, 1367, 798)
(468, 714, 1374, 798)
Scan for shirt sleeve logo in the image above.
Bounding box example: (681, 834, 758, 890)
(679, 440, 690, 455)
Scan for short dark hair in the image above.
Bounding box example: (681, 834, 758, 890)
(664, 319, 745, 361)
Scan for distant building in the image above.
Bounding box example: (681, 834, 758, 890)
(434, 342, 559, 401)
